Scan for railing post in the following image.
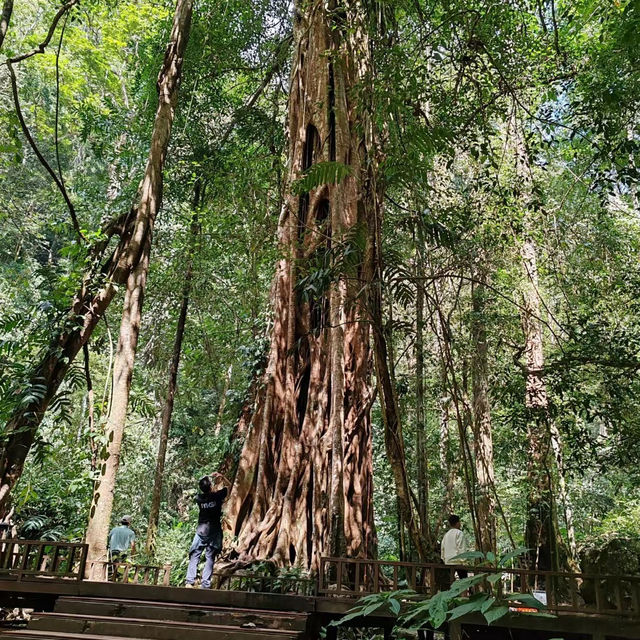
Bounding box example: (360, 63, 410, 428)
(18, 542, 29, 581)
(373, 562, 379, 593)
(318, 557, 325, 594)
(78, 544, 88, 581)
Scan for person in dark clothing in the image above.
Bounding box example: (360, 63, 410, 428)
(185, 472, 230, 588)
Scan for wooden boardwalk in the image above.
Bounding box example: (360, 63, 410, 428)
(0, 540, 638, 639)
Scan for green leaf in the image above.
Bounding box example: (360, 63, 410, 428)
(388, 598, 401, 615)
(291, 162, 352, 194)
(499, 547, 530, 567)
(486, 573, 502, 585)
(481, 597, 496, 613)
(483, 606, 510, 625)
(448, 598, 487, 621)
(505, 593, 546, 609)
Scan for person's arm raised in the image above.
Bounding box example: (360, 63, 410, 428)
(211, 472, 232, 488)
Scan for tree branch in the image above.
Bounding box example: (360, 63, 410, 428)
(6, 60, 84, 240)
(7, 0, 78, 63)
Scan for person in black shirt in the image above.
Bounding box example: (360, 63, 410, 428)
(185, 472, 230, 588)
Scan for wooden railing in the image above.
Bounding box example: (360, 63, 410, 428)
(211, 571, 316, 596)
(0, 539, 87, 581)
(318, 557, 640, 619)
(88, 561, 171, 586)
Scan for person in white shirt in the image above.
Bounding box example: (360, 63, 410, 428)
(440, 514, 468, 579)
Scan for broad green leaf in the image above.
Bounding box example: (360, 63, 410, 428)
(483, 606, 510, 625)
(448, 598, 487, 621)
(506, 593, 546, 609)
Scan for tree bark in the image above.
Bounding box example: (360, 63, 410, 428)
(83, 0, 193, 573)
(470, 270, 496, 554)
(0, 0, 13, 50)
(145, 189, 200, 557)
(224, 0, 377, 570)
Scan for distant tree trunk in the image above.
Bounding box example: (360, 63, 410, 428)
(145, 187, 201, 557)
(371, 229, 428, 562)
(513, 114, 561, 571)
(520, 236, 558, 571)
(439, 391, 454, 519)
(470, 270, 496, 554)
(225, 0, 377, 570)
(0, 0, 12, 50)
(0, 0, 193, 520)
(415, 217, 431, 547)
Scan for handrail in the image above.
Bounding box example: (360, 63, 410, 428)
(318, 556, 640, 619)
(210, 571, 316, 596)
(0, 539, 87, 581)
(88, 560, 172, 586)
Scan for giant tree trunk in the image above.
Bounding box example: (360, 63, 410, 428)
(225, 0, 376, 571)
(84, 0, 193, 572)
(470, 271, 496, 554)
(145, 192, 200, 557)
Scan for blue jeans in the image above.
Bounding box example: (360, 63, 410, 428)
(185, 526, 221, 588)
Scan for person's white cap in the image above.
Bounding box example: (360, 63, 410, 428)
(121, 515, 132, 524)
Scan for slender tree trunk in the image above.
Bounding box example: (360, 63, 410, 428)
(415, 218, 431, 548)
(86, 246, 150, 572)
(145, 189, 200, 557)
(224, 0, 376, 570)
(439, 391, 454, 518)
(550, 421, 577, 565)
(0, 0, 193, 519)
(520, 236, 558, 571)
(470, 270, 496, 554)
(0, 0, 12, 50)
(371, 241, 428, 562)
(513, 114, 561, 571)
(82, 0, 193, 572)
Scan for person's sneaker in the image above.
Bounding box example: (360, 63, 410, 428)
(185, 583, 195, 588)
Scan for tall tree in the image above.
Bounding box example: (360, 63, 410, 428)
(0, 0, 193, 517)
(470, 267, 496, 554)
(225, 0, 378, 570)
(513, 114, 561, 571)
(82, 0, 194, 570)
(414, 216, 431, 548)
